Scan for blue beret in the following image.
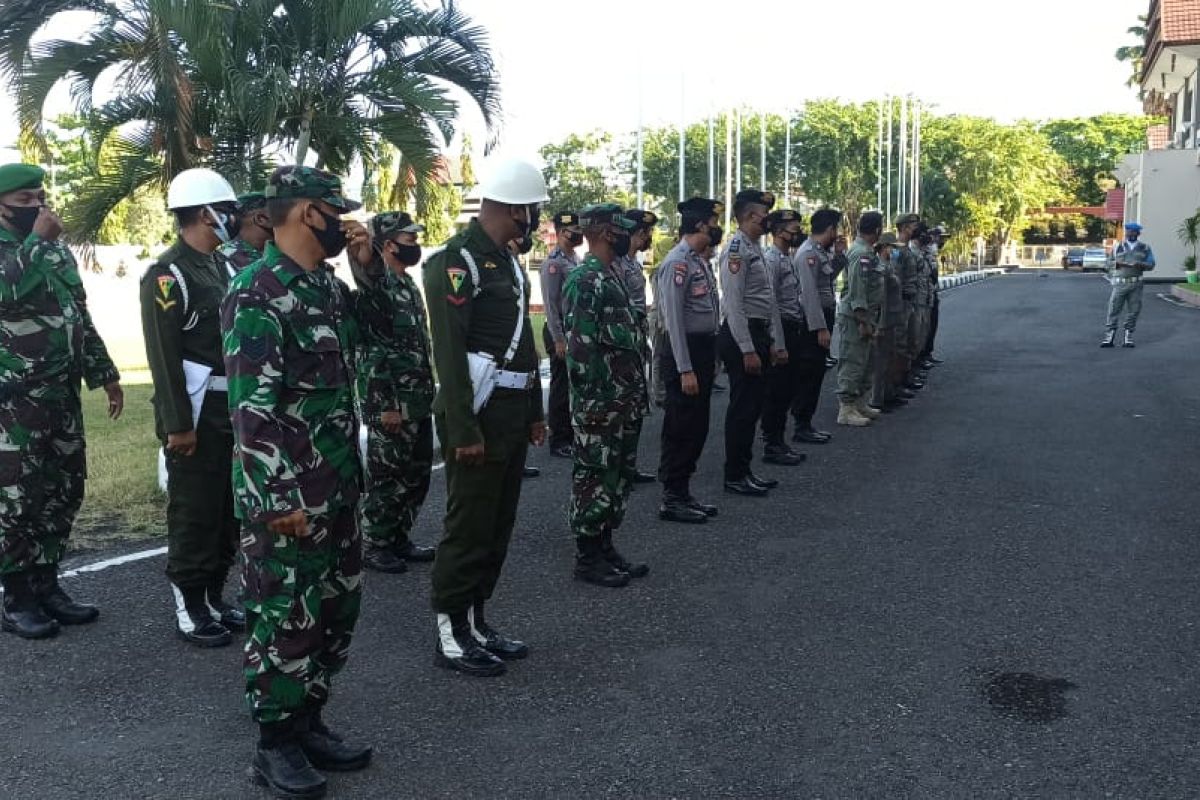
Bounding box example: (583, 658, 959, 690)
(1124, 222, 1142, 232)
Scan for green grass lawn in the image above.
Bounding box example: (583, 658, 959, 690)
(1175, 282, 1200, 294)
(76, 382, 166, 550)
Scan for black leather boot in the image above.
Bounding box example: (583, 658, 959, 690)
(396, 542, 436, 563)
(206, 576, 246, 632)
(172, 584, 232, 647)
(297, 711, 372, 772)
(32, 565, 99, 625)
(362, 543, 407, 574)
(573, 537, 630, 588)
(470, 603, 529, 660)
(434, 613, 507, 677)
(600, 529, 648, 579)
(659, 493, 708, 524)
(1, 572, 59, 639)
(686, 495, 719, 517)
(253, 720, 327, 799)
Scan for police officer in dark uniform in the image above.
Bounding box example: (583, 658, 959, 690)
(655, 198, 723, 524)
(619, 208, 659, 485)
(718, 189, 785, 497)
(539, 211, 582, 458)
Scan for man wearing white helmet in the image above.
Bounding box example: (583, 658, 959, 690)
(423, 157, 548, 677)
(140, 167, 246, 648)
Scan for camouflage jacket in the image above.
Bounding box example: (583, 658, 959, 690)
(563, 253, 648, 425)
(837, 238, 885, 326)
(351, 257, 434, 424)
(221, 242, 361, 524)
(217, 237, 263, 278)
(0, 227, 118, 398)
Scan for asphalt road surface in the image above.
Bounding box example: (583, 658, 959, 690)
(3, 272, 1198, 799)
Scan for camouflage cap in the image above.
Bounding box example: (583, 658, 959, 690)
(895, 212, 922, 227)
(371, 211, 425, 239)
(0, 163, 45, 195)
(623, 209, 659, 229)
(265, 165, 362, 211)
(578, 203, 638, 231)
(237, 191, 267, 212)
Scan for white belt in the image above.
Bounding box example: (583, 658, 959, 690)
(494, 369, 537, 390)
(207, 375, 229, 392)
(1111, 276, 1141, 284)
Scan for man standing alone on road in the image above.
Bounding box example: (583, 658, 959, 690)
(0, 163, 122, 640)
(1101, 222, 1155, 349)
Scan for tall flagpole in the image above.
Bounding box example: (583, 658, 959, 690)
(636, 80, 644, 210)
(678, 76, 686, 202)
(724, 111, 733, 231)
(759, 112, 766, 192)
(876, 98, 883, 211)
(912, 99, 921, 214)
(784, 111, 791, 207)
(898, 96, 908, 214)
(708, 110, 715, 200)
(735, 108, 742, 191)
(885, 95, 893, 226)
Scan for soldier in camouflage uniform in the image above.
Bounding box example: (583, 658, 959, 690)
(222, 166, 374, 798)
(216, 191, 272, 277)
(616, 208, 658, 485)
(0, 163, 122, 640)
(352, 211, 437, 574)
(893, 213, 925, 395)
(564, 204, 649, 588)
(142, 167, 246, 648)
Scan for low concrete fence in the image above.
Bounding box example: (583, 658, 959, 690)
(939, 269, 1003, 290)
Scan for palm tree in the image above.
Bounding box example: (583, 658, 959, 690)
(0, 0, 500, 243)
(1115, 15, 1148, 96)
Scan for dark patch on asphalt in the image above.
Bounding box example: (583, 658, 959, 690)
(983, 671, 1077, 722)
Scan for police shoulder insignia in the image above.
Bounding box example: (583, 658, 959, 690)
(728, 257, 742, 275)
(446, 266, 467, 294)
(807, 256, 817, 266)
(729, 239, 741, 254)
(548, 264, 557, 275)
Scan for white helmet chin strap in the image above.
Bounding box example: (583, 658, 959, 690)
(206, 204, 232, 244)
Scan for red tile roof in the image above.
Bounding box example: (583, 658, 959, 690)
(1160, 0, 1200, 42)
(1104, 188, 1126, 222)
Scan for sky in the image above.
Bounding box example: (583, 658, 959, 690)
(0, 0, 1149, 165)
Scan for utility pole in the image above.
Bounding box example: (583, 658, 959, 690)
(725, 112, 733, 231)
(678, 76, 686, 202)
(784, 111, 791, 207)
(885, 95, 893, 226)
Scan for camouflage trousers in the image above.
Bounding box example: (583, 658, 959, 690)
(360, 416, 433, 549)
(569, 414, 641, 538)
(241, 506, 362, 724)
(0, 393, 85, 574)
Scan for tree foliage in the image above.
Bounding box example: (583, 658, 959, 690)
(0, 0, 500, 244)
(539, 132, 618, 217)
(1041, 114, 1159, 205)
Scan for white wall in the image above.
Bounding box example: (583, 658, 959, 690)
(1118, 148, 1200, 279)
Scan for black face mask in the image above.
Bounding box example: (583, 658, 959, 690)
(565, 231, 582, 246)
(308, 206, 347, 257)
(516, 235, 534, 255)
(613, 232, 632, 258)
(392, 243, 422, 266)
(708, 226, 724, 248)
(210, 209, 241, 243)
(4, 204, 41, 237)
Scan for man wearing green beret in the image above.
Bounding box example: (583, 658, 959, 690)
(217, 191, 272, 276)
(563, 204, 650, 588)
(351, 211, 437, 574)
(222, 165, 374, 797)
(0, 162, 123, 640)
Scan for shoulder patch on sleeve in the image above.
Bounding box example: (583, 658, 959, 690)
(240, 335, 268, 364)
(728, 239, 741, 254)
(728, 258, 742, 275)
(859, 256, 872, 265)
(446, 294, 467, 306)
(446, 267, 467, 294)
(156, 275, 175, 299)
(807, 256, 817, 266)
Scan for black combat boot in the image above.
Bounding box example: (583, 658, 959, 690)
(600, 529, 649, 579)
(362, 543, 407, 574)
(470, 602, 529, 660)
(206, 576, 246, 632)
(686, 495, 719, 517)
(1, 572, 59, 639)
(573, 537, 630, 588)
(297, 710, 372, 772)
(172, 584, 232, 647)
(659, 492, 708, 524)
(434, 612, 507, 677)
(396, 541, 436, 563)
(253, 720, 327, 799)
(632, 469, 656, 484)
(32, 564, 99, 625)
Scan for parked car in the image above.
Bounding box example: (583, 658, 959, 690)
(1062, 247, 1085, 269)
(1081, 247, 1109, 272)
